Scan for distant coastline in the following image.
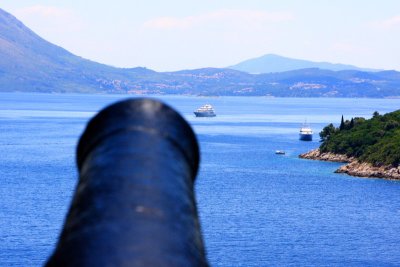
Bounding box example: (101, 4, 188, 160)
(1, 8, 400, 97)
(300, 149, 400, 180)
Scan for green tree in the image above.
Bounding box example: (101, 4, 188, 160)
(349, 118, 354, 129)
(318, 109, 400, 167)
(339, 115, 345, 130)
(320, 123, 337, 142)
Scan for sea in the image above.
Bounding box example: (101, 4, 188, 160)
(1, 93, 400, 267)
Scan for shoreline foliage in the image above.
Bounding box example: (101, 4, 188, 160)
(319, 111, 400, 167)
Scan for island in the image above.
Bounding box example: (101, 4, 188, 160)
(299, 111, 400, 180)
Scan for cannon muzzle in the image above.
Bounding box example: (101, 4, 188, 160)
(45, 98, 208, 267)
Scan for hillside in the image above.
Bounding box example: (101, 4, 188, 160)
(1, 8, 400, 97)
(0, 8, 161, 93)
(319, 111, 400, 167)
(228, 54, 379, 74)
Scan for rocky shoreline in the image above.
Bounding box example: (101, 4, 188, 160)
(299, 149, 400, 180)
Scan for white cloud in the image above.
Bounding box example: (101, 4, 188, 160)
(371, 15, 400, 29)
(15, 5, 75, 20)
(144, 17, 186, 30)
(143, 9, 294, 30)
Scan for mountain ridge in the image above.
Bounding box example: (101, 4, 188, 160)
(1, 8, 400, 97)
(228, 54, 381, 74)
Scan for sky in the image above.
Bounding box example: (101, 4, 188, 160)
(1, 0, 400, 71)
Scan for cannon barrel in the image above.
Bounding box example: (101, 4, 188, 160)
(45, 98, 208, 267)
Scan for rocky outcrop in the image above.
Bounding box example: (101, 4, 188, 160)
(299, 149, 354, 162)
(299, 149, 400, 180)
(335, 161, 400, 180)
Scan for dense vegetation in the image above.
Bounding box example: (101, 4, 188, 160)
(320, 111, 400, 167)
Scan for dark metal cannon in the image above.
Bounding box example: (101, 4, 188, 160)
(45, 98, 208, 267)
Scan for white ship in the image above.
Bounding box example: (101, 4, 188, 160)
(299, 122, 313, 141)
(194, 104, 216, 117)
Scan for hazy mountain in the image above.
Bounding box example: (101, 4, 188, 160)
(1, 8, 400, 97)
(228, 54, 380, 74)
(0, 8, 158, 93)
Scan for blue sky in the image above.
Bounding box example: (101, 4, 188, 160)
(1, 0, 400, 71)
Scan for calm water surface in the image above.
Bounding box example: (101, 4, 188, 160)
(1, 93, 400, 266)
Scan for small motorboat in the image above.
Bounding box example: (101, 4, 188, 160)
(275, 150, 285, 155)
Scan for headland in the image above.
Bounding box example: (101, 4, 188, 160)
(300, 148, 400, 180)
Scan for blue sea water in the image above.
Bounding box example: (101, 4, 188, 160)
(1, 93, 400, 266)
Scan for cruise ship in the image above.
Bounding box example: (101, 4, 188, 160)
(299, 122, 313, 141)
(194, 104, 216, 117)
